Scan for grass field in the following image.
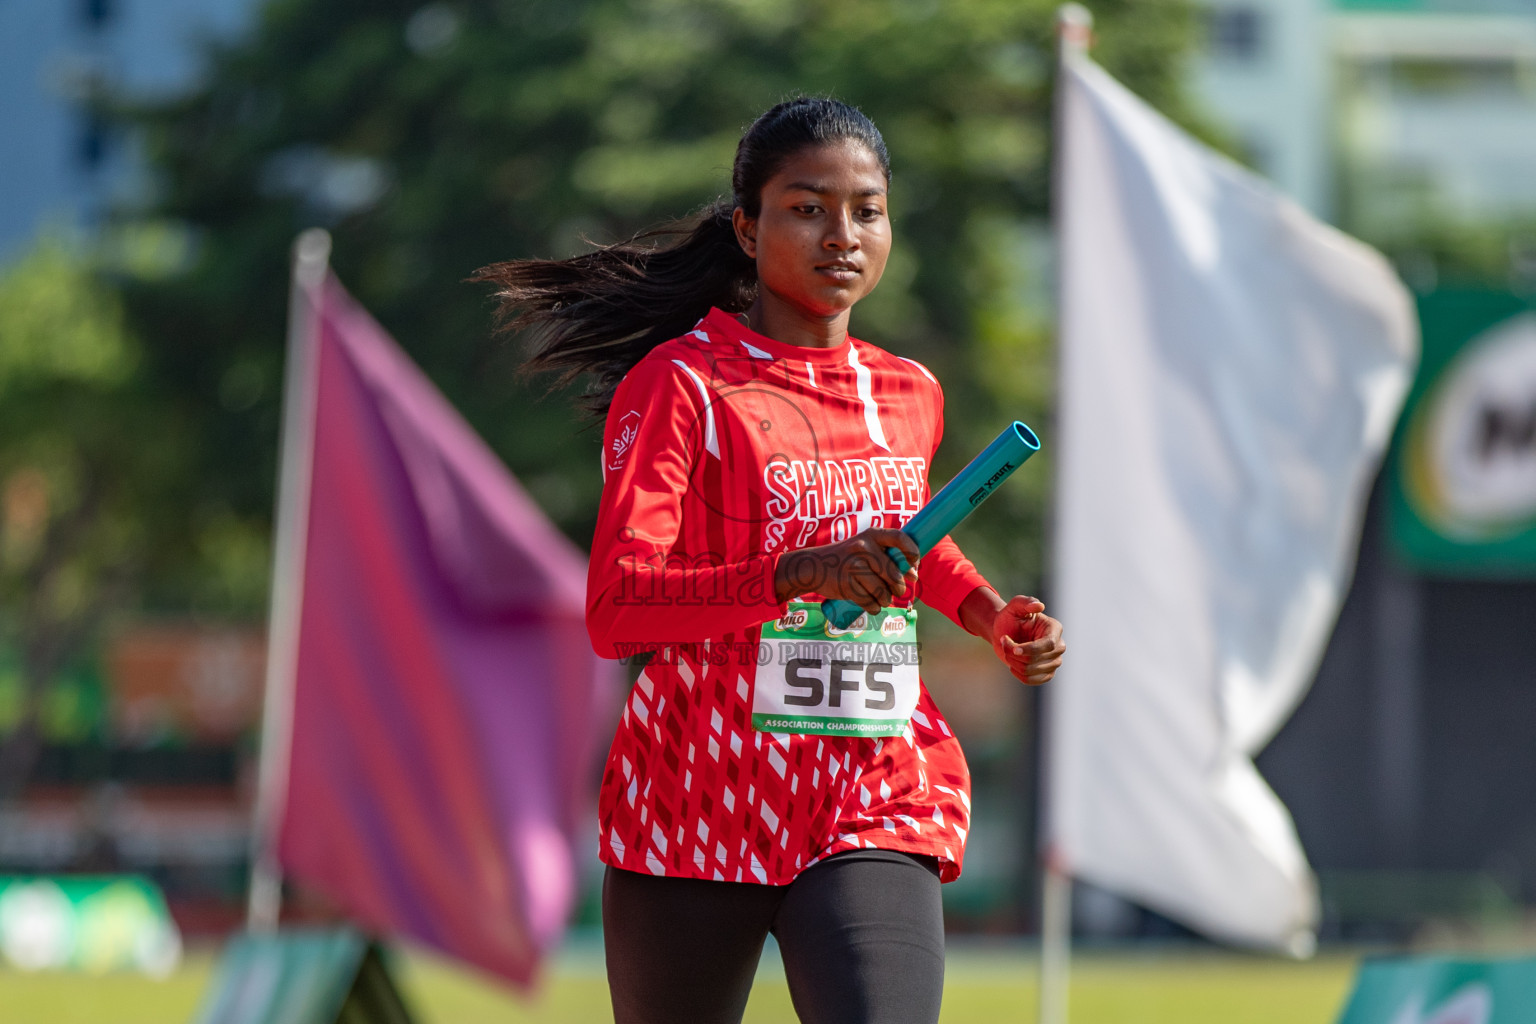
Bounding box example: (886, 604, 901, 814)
(0, 940, 1361, 1024)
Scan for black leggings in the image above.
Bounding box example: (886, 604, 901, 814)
(603, 849, 945, 1024)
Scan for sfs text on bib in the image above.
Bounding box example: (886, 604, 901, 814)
(752, 601, 919, 737)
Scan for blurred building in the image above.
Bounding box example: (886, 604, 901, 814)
(0, 0, 251, 260)
(1335, 4, 1536, 262)
(1189, 0, 1536, 232)
(1190, 0, 1333, 215)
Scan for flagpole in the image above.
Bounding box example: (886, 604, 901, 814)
(1040, 5, 1091, 1022)
(247, 228, 331, 931)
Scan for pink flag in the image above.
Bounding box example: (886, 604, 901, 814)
(254, 248, 613, 986)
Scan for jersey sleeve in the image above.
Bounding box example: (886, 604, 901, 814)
(913, 374, 995, 632)
(919, 537, 992, 632)
(586, 355, 787, 659)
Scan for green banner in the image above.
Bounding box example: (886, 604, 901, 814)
(1388, 291, 1536, 577)
(0, 875, 181, 975)
(1337, 955, 1536, 1023)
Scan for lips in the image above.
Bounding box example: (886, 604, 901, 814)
(816, 260, 861, 278)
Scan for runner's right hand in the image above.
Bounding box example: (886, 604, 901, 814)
(773, 529, 920, 613)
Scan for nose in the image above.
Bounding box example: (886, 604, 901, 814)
(823, 207, 860, 252)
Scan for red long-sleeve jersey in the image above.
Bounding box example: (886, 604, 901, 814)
(587, 307, 992, 884)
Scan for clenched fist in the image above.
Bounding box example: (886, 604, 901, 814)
(959, 589, 1065, 686)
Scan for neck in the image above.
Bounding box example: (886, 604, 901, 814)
(744, 292, 849, 349)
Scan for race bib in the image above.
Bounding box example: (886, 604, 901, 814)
(752, 601, 919, 737)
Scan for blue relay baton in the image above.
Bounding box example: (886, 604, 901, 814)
(821, 420, 1042, 629)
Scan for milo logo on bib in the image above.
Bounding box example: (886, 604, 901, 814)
(752, 601, 920, 737)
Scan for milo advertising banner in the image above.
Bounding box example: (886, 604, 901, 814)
(1337, 956, 1536, 1024)
(1390, 291, 1536, 575)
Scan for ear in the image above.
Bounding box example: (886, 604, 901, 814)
(732, 206, 758, 260)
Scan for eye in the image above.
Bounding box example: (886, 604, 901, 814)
(794, 204, 820, 216)
(859, 206, 885, 220)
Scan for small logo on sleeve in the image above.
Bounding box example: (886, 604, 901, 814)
(608, 410, 641, 471)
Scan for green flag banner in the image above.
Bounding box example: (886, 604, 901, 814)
(1337, 955, 1536, 1023)
(1388, 291, 1536, 576)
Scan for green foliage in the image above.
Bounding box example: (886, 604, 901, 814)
(0, 240, 143, 636)
(0, 233, 271, 772)
(0, 238, 136, 389)
(120, 0, 1205, 599)
(0, 239, 145, 766)
(1352, 214, 1536, 296)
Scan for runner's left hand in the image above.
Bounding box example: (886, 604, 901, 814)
(989, 596, 1064, 686)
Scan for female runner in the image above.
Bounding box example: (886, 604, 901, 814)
(478, 97, 1065, 1024)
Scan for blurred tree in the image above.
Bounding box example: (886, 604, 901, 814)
(0, 231, 269, 791)
(118, 0, 1206, 605)
(1350, 215, 1536, 297)
(0, 239, 160, 792)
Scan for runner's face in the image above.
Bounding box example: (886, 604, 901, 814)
(736, 141, 891, 319)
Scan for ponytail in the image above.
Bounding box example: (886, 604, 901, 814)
(476, 97, 890, 418)
(474, 201, 753, 417)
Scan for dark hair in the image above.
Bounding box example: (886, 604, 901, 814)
(474, 97, 890, 417)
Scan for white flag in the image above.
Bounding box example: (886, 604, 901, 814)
(1049, 54, 1418, 954)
